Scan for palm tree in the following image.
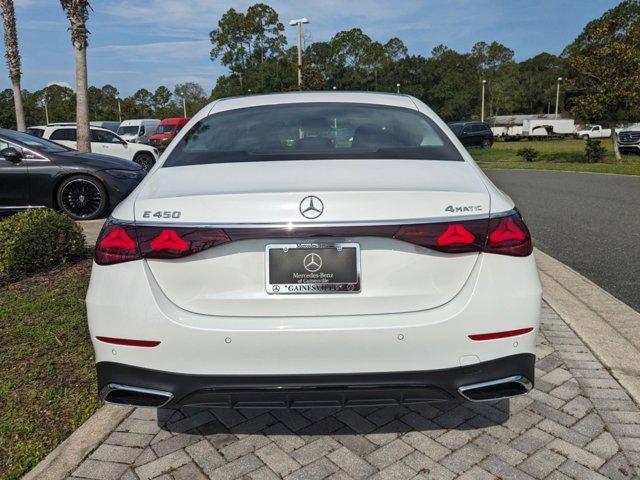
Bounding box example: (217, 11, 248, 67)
(60, 0, 91, 152)
(0, 0, 25, 131)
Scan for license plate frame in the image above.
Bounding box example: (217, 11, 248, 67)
(265, 242, 361, 295)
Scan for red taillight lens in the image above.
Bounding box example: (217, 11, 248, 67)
(94, 220, 230, 264)
(150, 229, 189, 252)
(138, 226, 229, 259)
(485, 212, 532, 257)
(394, 219, 487, 253)
(95, 223, 140, 265)
(437, 224, 475, 246)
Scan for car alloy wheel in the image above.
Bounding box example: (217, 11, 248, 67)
(135, 153, 155, 171)
(58, 175, 106, 220)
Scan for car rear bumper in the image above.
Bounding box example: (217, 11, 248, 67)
(87, 251, 541, 377)
(98, 353, 535, 408)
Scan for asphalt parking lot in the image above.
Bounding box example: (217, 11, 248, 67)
(66, 303, 639, 480)
(485, 169, 640, 312)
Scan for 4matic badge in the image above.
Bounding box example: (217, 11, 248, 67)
(445, 205, 483, 213)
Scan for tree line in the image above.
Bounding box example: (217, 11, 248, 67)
(208, 1, 640, 125)
(0, 81, 209, 128)
(1, 1, 638, 134)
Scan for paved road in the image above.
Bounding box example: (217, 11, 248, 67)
(68, 304, 639, 479)
(485, 170, 640, 312)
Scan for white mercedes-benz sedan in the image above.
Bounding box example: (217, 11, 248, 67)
(87, 92, 541, 409)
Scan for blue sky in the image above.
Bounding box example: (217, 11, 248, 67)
(5, 0, 620, 96)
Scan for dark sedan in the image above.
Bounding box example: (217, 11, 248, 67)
(448, 121, 494, 148)
(0, 129, 146, 220)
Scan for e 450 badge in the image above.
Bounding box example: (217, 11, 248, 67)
(142, 210, 182, 219)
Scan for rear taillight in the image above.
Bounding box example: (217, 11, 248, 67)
(485, 211, 532, 257)
(94, 220, 229, 265)
(394, 219, 487, 253)
(94, 209, 532, 265)
(95, 223, 140, 265)
(137, 226, 230, 259)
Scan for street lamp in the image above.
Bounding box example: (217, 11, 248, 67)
(289, 17, 309, 87)
(396, 83, 400, 94)
(116, 95, 122, 122)
(481, 79, 487, 123)
(43, 97, 49, 124)
(555, 77, 562, 119)
(179, 93, 187, 117)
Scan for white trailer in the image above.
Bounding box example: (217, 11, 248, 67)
(523, 119, 576, 137)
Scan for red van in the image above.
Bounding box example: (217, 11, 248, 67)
(149, 117, 190, 149)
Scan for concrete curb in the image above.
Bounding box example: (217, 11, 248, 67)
(23, 404, 132, 480)
(536, 248, 640, 404)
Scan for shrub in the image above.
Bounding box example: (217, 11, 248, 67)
(0, 209, 86, 282)
(516, 147, 539, 162)
(583, 138, 605, 163)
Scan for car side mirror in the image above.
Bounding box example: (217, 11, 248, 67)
(1, 147, 23, 163)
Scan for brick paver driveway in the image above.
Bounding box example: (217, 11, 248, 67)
(70, 303, 640, 479)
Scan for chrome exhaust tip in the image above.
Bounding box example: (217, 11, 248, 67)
(458, 375, 532, 402)
(101, 383, 173, 408)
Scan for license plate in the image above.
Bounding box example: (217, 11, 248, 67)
(266, 243, 360, 294)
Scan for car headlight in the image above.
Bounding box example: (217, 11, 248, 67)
(153, 148, 159, 157)
(103, 169, 142, 180)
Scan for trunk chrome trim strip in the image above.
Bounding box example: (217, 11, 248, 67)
(112, 209, 516, 229)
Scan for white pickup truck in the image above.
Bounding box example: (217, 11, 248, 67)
(575, 125, 611, 139)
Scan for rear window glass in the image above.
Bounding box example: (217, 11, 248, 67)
(50, 128, 76, 141)
(163, 103, 463, 167)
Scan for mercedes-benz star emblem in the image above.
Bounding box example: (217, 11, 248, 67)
(299, 196, 324, 219)
(303, 253, 322, 273)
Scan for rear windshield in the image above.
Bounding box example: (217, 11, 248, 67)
(163, 103, 463, 167)
(156, 123, 176, 135)
(117, 126, 139, 135)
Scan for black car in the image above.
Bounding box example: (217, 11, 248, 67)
(448, 121, 494, 148)
(0, 129, 145, 220)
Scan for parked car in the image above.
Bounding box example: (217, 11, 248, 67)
(575, 124, 611, 139)
(89, 92, 540, 410)
(0, 128, 145, 220)
(148, 117, 190, 149)
(448, 121, 493, 147)
(28, 125, 159, 170)
(117, 119, 161, 144)
(92, 121, 121, 133)
(616, 126, 640, 154)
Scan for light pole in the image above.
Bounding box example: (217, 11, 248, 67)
(116, 95, 122, 122)
(481, 79, 487, 123)
(289, 17, 309, 87)
(179, 93, 187, 117)
(43, 98, 49, 124)
(396, 83, 400, 94)
(555, 77, 562, 119)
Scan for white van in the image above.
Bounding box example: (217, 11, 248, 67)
(116, 119, 160, 144)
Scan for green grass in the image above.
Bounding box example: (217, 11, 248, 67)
(471, 138, 640, 175)
(0, 259, 99, 480)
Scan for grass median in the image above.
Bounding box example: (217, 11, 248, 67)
(0, 259, 98, 480)
(473, 138, 640, 175)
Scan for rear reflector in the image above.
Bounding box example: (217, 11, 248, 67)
(94, 210, 532, 265)
(96, 336, 160, 347)
(469, 328, 534, 341)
